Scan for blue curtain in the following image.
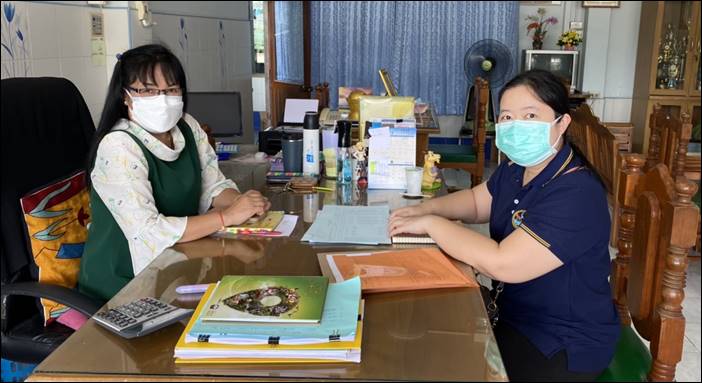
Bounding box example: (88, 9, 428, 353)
(275, 1, 305, 83)
(311, 1, 519, 115)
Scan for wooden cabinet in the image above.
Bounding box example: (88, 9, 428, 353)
(631, 1, 701, 152)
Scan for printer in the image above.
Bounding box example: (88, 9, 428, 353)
(259, 99, 319, 155)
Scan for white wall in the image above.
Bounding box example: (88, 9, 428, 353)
(517, 1, 640, 123)
(252, 74, 266, 112)
(1, 0, 256, 142)
(134, 1, 255, 143)
(518, 1, 586, 65)
(0, 1, 126, 124)
(580, 1, 641, 123)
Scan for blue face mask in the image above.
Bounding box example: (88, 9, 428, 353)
(495, 117, 563, 167)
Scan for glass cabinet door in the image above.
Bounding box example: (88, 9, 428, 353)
(652, 1, 695, 94)
(691, 9, 701, 96)
(691, 103, 701, 144)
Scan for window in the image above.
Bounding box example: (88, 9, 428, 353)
(252, 1, 265, 74)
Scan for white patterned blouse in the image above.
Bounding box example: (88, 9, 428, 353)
(90, 113, 238, 275)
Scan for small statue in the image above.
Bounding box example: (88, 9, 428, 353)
(352, 140, 368, 189)
(422, 151, 441, 189)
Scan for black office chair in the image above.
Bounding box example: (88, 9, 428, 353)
(1, 77, 103, 364)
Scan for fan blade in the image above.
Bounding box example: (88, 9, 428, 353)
(464, 39, 514, 88)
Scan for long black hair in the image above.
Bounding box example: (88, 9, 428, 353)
(498, 69, 598, 179)
(86, 44, 188, 188)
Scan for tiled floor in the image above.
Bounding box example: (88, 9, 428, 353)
(443, 167, 702, 381)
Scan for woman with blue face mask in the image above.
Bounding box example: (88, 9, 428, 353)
(389, 70, 619, 381)
(78, 44, 271, 302)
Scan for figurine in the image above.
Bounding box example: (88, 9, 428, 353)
(422, 151, 441, 189)
(352, 140, 368, 189)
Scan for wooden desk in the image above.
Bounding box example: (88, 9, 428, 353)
(28, 184, 504, 382)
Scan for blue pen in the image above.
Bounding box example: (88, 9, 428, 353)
(176, 284, 209, 294)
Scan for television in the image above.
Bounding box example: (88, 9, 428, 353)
(186, 92, 242, 143)
(523, 50, 580, 92)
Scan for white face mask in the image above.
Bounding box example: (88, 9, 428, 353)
(125, 90, 183, 134)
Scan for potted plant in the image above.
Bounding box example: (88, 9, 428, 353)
(526, 8, 558, 50)
(557, 30, 583, 50)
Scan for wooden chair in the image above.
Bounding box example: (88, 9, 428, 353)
(645, 104, 693, 179)
(428, 77, 487, 187)
(599, 154, 699, 381)
(645, 105, 700, 253)
(569, 104, 619, 196)
(566, 105, 589, 161)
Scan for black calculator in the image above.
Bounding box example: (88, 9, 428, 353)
(94, 297, 193, 339)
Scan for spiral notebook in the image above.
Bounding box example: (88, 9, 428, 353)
(391, 233, 436, 244)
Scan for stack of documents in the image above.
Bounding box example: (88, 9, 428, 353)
(301, 205, 392, 245)
(175, 277, 364, 364)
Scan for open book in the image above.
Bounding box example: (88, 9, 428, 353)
(317, 248, 478, 293)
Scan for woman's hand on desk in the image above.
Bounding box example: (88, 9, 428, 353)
(223, 190, 271, 225)
(388, 214, 435, 236)
(389, 204, 429, 220)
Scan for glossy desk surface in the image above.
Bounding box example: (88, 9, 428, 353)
(29, 183, 506, 382)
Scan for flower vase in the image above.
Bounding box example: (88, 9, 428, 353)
(563, 44, 575, 51)
(532, 40, 543, 50)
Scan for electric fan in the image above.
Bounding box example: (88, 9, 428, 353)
(464, 39, 514, 89)
(462, 39, 514, 128)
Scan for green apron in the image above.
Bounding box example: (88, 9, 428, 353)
(79, 120, 201, 302)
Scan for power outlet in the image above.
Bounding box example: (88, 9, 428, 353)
(570, 21, 584, 30)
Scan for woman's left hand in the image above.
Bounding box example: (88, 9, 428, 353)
(388, 214, 434, 237)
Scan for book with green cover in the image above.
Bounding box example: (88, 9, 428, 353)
(201, 275, 328, 324)
(188, 277, 361, 345)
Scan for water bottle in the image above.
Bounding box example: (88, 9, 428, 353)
(336, 120, 352, 184)
(302, 112, 320, 177)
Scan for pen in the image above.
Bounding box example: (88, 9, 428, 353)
(240, 230, 283, 236)
(176, 284, 209, 294)
(313, 186, 334, 192)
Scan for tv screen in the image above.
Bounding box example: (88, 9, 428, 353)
(524, 50, 579, 92)
(187, 92, 242, 142)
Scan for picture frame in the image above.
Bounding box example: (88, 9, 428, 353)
(582, 1, 620, 8)
(378, 69, 398, 97)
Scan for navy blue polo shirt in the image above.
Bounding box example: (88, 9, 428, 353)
(486, 143, 620, 373)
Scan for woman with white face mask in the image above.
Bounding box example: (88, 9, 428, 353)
(389, 70, 619, 381)
(79, 44, 270, 302)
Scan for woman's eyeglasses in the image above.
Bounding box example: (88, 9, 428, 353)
(127, 87, 182, 97)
